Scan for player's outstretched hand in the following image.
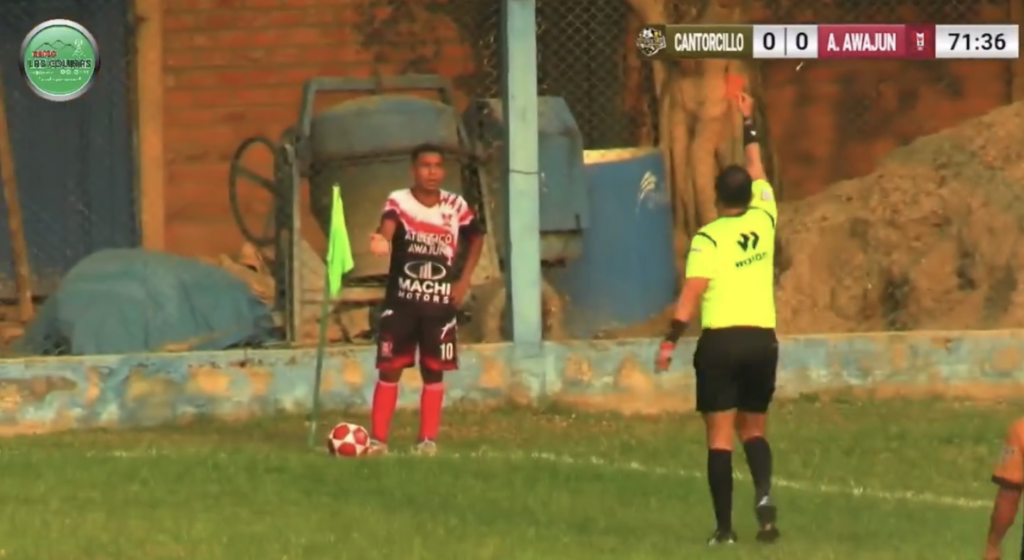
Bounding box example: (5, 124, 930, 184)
(369, 233, 390, 257)
(735, 92, 754, 119)
(983, 545, 1000, 560)
(654, 341, 675, 373)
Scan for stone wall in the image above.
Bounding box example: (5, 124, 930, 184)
(2, 331, 1024, 434)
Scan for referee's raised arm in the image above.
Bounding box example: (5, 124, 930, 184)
(739, 93, 767, 183)
(738, 93, 777, 226)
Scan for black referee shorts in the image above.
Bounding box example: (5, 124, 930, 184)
(693, 327, 778, 414)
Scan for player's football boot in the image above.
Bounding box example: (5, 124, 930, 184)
(706, 529, 737, 545)
(755, 496, 780, 543)
(413, 440, 438, 456)
(365, 439, 389, 456)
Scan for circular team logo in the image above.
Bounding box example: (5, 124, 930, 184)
(19, 19, 100, 102)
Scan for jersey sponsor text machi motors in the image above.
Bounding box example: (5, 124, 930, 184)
(381, 189, 481, 311)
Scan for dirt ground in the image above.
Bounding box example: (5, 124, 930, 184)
(775, 101, 1024, 334)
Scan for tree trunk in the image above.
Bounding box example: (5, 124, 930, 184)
(621, 0, 750, 280)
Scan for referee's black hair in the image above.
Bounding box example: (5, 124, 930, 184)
(411, 143, 445, 163)
(715, 164, 754, 209)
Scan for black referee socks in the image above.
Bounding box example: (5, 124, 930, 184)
(743, 437, 773, 502)
(707, 449, 734, 532)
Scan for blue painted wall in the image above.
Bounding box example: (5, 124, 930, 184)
(0, 1, 139, 297)
(1, 331, 1023, 434)
(547, 148, 676, 338)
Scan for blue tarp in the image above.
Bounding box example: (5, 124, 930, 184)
(20, 249, 275, 355)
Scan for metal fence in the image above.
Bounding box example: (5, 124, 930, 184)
(3, 0, 1021, 356)
(524, 0, 1020, 336)
(753, 0, 1013, 198)
(524, 0, 1014, 189)
(277, 1, 511, 347)
(0, 0, 138, 353)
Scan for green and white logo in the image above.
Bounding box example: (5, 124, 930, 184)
(19, 19, 100, 102)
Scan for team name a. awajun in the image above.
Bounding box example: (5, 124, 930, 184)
(827, 32, 897, 52)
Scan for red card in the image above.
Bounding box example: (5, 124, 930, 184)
(725, 75, 746, 99)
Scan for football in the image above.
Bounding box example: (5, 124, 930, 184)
(327, 422, 370, 457)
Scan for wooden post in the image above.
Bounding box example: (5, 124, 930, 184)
(134, 0, 166, 250)
(1012, 0, 1024, 101)
(0, 75, 34, 323)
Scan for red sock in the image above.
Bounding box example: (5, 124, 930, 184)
(371, 381, 399, 443)
(419, 383, 445, 442)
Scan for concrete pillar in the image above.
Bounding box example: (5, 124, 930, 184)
(501, 0, 542, 347)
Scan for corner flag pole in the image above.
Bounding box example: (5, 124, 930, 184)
(308, 184, 353, 448)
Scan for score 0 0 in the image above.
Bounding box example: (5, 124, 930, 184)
(752, 25, 818, 58)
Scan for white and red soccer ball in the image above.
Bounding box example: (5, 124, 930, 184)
(327, 422, 370, 457)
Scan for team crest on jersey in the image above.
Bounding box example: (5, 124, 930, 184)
(441, 212, 453, 228)
(636, 27, 667, 57)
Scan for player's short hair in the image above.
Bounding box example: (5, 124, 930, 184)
(715, 164, 754, 209)
(411, 143, 445, 163)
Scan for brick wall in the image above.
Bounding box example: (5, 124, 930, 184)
(162, 0, 478, 257)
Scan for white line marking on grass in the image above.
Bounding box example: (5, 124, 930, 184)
(443, 449, 991, 511)
(47, 447, 990, 510)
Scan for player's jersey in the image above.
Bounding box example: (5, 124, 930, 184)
(685, 179, 777, 329)
(380, 188, 481, 313)
(992, 417, 1024, 555)
(993, 418, 1024, 490)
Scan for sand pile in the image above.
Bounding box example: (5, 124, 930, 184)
(776, 102, 1024, 334)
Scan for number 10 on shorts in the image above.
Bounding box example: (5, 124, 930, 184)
(752, 25, 819, 58)
(440, 342, 455, 361)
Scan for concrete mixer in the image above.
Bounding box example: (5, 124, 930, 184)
(226, 75, 587, 344)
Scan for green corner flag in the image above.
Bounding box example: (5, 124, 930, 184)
(326, 184, 355, 296)
(309, 184, 354, 447)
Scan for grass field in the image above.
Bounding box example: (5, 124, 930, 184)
(0, 396, 1018, 559)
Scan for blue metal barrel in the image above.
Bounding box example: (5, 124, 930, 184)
(547, 148, 677, 338)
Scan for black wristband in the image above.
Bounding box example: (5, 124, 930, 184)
(742, 117, 757, 146)
(664, 319, 687, 344)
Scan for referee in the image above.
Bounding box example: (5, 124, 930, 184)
(655, 92, 780, 546)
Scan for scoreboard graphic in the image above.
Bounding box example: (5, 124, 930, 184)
(636, 24, 1020, 60)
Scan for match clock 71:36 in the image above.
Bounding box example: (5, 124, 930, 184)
(935, 24, 1019, 59)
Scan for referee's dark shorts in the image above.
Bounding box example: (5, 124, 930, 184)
(694, 327, 778, 413)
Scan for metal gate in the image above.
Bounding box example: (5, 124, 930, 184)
(0, 0, 139, 298)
